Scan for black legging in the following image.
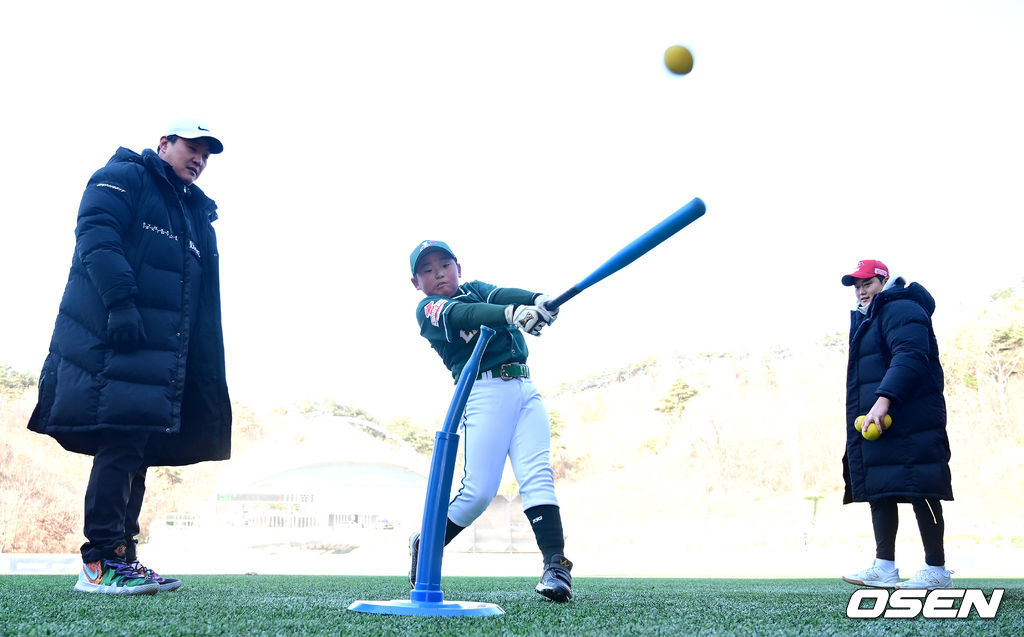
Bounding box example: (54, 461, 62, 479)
(870, 498, 945, 567)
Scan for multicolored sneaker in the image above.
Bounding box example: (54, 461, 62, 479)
(74, 560, 159, 595)
(130, 560, 183, 592)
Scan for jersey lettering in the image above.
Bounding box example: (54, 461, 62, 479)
(424, 299, 448, 327)
(459, 329, 478, 343)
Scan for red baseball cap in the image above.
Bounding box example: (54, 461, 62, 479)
(841, 260, 889, 286)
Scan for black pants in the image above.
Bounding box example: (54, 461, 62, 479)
(81, 430, 150, 563)
(870, 498, 945, 567)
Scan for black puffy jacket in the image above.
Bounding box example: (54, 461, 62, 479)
(28, 147, 231, 466)
(842, 279, 952, 503)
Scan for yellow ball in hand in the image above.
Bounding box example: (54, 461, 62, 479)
(664, 45, 694, 75)
(856, 414, 893, 440)
(862, 422, 883, 441)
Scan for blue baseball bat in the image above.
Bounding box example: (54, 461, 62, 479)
(546, 197, 706, 311)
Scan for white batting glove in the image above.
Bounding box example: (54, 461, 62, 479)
(535, 294, 558, 326)
(505, 304, 544, 335)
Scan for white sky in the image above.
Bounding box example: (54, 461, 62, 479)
(2, 1, 1022, 423)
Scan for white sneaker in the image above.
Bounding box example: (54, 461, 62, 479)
(842, 564, 901, 588)
(896, 567, 954, 589)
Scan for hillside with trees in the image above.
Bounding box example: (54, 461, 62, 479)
(2, 286, 1022, 558)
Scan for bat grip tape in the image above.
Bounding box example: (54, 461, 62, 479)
(546, 287, 580, 312)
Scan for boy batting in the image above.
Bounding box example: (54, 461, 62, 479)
(408, 240, 573, 602)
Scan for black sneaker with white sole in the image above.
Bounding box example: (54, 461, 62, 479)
(535, 555, 573, 602)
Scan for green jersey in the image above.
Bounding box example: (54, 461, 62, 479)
(416, 280, 540, 381)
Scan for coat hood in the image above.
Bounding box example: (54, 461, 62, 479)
(106, 146, 144, 166)
(867, 277, 936, 318)
(103, 146, 219, 222)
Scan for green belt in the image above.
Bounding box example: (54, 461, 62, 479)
(478, 362, 530, 381)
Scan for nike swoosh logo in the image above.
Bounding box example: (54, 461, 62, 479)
(198, 126, 210, 131)
(84, 563, 102, 582)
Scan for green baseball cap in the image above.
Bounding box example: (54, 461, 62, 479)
(410, 240, 457, 274)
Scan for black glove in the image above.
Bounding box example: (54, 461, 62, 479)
(107, 300, 146, 351)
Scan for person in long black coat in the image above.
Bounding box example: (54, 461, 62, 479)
(838, 259, 954, 590)
(28, 119, 231, 595)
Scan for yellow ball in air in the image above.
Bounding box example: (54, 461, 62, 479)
(664, 45, 694, 75)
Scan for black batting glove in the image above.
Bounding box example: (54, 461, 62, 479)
(107, 300, 147, 351)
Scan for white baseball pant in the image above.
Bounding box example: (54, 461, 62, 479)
(446, 373, 558, 527)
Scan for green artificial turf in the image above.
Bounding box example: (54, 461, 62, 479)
(0, 575, 1020, 636)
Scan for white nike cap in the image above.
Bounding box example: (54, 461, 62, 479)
(163, 118, 224, 154)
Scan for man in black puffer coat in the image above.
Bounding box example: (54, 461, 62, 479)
(28, 119, 231, 595)
(838, 259, 954, 591)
